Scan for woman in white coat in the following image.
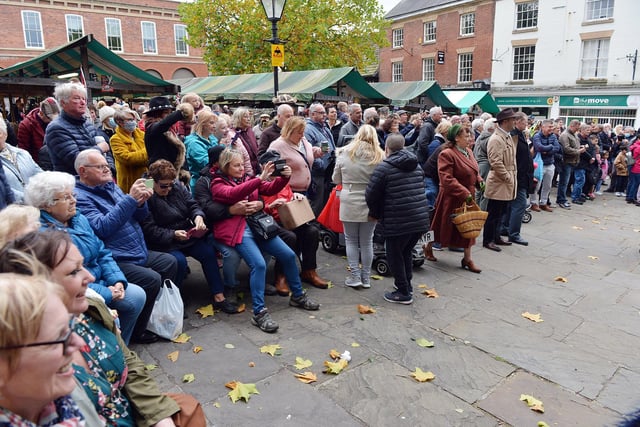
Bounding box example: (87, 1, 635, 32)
(332, 124, 385, 288)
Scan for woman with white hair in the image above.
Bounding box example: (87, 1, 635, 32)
(0, 117, 42, 202)
(24, 170, 146, 344)
(231, 107, 260, 174)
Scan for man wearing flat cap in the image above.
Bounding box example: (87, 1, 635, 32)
(482, 108, 518, 252)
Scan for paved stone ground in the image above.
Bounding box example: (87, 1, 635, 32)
(132, 191, 640, 427)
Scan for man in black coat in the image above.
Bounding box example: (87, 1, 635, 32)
(366, 133, 429, 305)
(415, 106, 443, 166)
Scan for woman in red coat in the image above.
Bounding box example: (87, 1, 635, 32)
(429, 124, 483, 273)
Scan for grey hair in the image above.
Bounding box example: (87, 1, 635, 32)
(24, 171, 75, 208)
(483, 119, 497, 132)
(363, 107, 378, 123)
(114, 108, 136, 122)
(471, 118, 484, 131)
(54, 82, 87, 104)
(429, 106, 442, 116)
(479, 112, 493, 121)
(348, 103, 361, 114)
(231, 107, 250, 128)
(309, 103, 324, 114)
(74, 148, 102, 173)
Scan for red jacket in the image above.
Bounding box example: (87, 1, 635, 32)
(210, 170, 289, 246)
(262, 185, 294, 223)
(17, 108, 47, 162)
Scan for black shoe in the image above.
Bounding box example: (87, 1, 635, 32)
(132, 331, 160, 344)
(264, 284, 278, 296)
(572, 199, 584, 205)
(483, 242, 502, 252)
(213, 299, 240, 314)
(509, 237, 529, 246)
(448, 247, 464, 252)
(494, 238, 512, 246)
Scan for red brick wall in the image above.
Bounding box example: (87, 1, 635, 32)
(0, 0, 207, 79)
(379, 0, 495, 88)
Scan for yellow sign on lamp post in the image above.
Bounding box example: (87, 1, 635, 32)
(271, 44, 284, 67)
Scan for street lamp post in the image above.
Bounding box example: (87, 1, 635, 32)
(260, 0, 287, 98)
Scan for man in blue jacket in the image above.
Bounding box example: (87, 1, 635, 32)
(74, 149, 178, 344)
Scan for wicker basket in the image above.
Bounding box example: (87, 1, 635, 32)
(450, 200, 488, 239)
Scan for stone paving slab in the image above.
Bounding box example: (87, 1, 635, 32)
(598, 367, 640, 416)
(477, 370, 619, 426)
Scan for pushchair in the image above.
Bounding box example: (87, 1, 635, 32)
(372, 223, 427, 276)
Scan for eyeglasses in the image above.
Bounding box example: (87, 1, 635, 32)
(52, 193, 77, 203)
(84, 164, 111, 172)
(0, 316, 76, 355)
(157, 182, 174, 189)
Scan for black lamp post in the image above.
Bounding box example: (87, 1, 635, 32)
(261, 0, 287, 98)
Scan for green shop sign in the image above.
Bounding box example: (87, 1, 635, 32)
(495, 96, 552, 106)
(559, 95, 633, 107)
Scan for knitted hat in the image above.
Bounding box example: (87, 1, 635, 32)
(447, 123, 463, 141)
(40, 97, 60, 120)
(98, 106, 116, 124)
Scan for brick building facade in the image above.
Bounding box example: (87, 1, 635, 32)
(0, 0, 207, 80)
(379, 0, 495, 89)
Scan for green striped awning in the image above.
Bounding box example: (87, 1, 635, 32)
(443, 90, 500, 114)
(369, 81, 456, 109)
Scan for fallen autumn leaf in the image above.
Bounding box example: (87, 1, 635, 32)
(522, 312, 544, 323)
(410, 367, 435, 382)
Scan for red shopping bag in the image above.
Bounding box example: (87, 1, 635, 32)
(317, 185, 343, 233)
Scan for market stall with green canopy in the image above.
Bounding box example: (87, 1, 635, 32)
(369, 81, 456, 110)
(0, 34, 179, 98)
(443, 90, 500, 114)
(177, 67, 387, 104)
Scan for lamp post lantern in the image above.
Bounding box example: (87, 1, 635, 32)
(261, 0, 287, 98)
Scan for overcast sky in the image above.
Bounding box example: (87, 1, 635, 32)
(379, 0, 400, 12)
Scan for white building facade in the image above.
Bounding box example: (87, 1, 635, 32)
(491, 0, 640, 128)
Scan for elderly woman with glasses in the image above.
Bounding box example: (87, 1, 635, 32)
(0, 231, 206, 427)
(141, 159, 238, 313)
(0, 273, 87, 426)
(24, 170, 146, 344)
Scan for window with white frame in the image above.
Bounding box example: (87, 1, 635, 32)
(580, 38, 609, 79)
(65, 15, 84, 42)
(585, 0, 614, 20)
(392, 28, 403, 48)
(174, 24, 189, 56)
(515, 1, 538, 29)
(392, 62, 403, 82)
(21, 11, 44, 48)
(422, 58, 435, 81)
(105, 18, 123, 52)
(424, 21, 436, 43)
(458, 53, 473, 83)
(459, 13, 475, 36)
(513, 45, 535, 80)
(141, 21, 157, 54)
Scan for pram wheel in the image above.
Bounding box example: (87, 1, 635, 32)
(522, 211, 532, 223)
(320, 230, 339, 253)
(413, 259, 425, 268)
(374, 257, 391, 276)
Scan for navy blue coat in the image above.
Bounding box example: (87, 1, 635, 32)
(44, 111, 100, 174)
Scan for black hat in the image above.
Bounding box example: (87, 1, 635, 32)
(207, 145, 226, 167)
(496, 108, 517, 123)
(144, 96, 174, 114)
(259, 150, 281, 165)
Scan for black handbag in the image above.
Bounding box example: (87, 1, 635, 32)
(246, 211, 279, 240)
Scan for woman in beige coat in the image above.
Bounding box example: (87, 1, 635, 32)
(332, 124, 385, 288)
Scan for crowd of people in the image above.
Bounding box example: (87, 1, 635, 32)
(1, 80, 639, 424)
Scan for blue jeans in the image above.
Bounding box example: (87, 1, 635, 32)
(342, 221, 376, 281)
(506, 188, 528, 240)
(556, 164, 574, 204)
(424, 177, 438, 209)
(571, 169, 586, 201)
(626, 172, 640, 202)
(170, 236, 225, 296)
(211, 239, 242, 288)
(110, 282, 146, 345)
(234, 225, 304, 315)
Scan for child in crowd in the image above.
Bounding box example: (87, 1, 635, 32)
(595, 151, 609, 195)
(614, 146, 629, 197)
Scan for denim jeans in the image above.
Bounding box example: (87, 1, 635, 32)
(626, 172, 640, 202)
(342, 221, 376, 282)
(385, 232, 422, 296)
(234, 225, 304, 315)
(424, 177, 439, 209)
(109, 283, 146, 345)
(211, 239, 242, 288)
(507, 188, 528, 240)
(571, 169, 586, 201)
(556, 164, 573, 204)
(170, 236, 225, 296)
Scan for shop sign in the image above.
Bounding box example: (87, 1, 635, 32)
(559, 95, 632, 107)
(495, 96, 550, 106)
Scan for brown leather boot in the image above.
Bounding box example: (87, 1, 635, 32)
(274, 274, 290, 296)
(300, 269, 329, 289)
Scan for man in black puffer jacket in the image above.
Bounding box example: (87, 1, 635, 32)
(366, 133, 430, 305)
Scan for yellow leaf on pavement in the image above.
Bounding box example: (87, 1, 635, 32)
(572, 226, 583, 230)
(226, 381, 259, 403)
(323, 358, 348, 374)
(260, 344, 282, 356)
(167, 351, 179, 362)
(592, 219, 600, 224)
(196, 304, 214, 318)
(370, 275, 383, 280)
(329, 349, 341, 359)
(144, 364, 157, 371)
(224, 343, 235, 349)
(294, 357, 313, 370)
(416, 338, 434, 348)
(554, 276, 568, 283)
(588, 255, 599, 260)
(422, 288, 439, 298)
(410, 367, 435, 382)
(236, 303, 246, 313)
(212, 402, 221, 408)
(182, 373, 195, 383)
(520, 394, 545, 413)
(522, 312, 544, 323)
(538, 422, 550, 427)
(172, 333, 191, 343)
(294, 371, 318, 384)
(193, 346, 203, 354)
(351, 342, 360, 348)
(357, 304, 376, 314)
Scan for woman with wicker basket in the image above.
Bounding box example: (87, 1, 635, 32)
(428, 124, 484, 273)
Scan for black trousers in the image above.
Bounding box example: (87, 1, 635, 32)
(483, 199, 510, 245)
(275, 223, 320, 274)
(385, 232, 422, 296)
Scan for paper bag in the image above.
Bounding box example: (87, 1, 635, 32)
(278, 198, 315, 230)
